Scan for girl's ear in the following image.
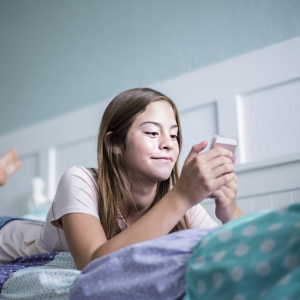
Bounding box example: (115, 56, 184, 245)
(104, 131, 121, 155)
(104, 131, 113, 145)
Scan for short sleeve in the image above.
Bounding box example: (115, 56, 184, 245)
(187, 203, 219, 229)
(51, 166, 100, 228)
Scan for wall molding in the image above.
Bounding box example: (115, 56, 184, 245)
(1, 36, 300, 216)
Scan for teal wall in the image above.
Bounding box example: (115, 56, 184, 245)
(0, 0, 300, 136)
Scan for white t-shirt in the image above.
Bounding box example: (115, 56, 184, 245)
(0, 166, 218, 263)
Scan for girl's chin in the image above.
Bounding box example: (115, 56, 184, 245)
(149, 172, 172, 182)
(133, 166, 173, 182)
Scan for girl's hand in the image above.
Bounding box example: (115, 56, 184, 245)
(173, 141, 235, 209)
(211, 154, 243, 223)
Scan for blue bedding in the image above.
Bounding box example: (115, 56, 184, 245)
(70, 228, 213, 300)
(0, 203, 299, 300)
(0, 252, 56, 293)
(0, 252, 79, 299)
(0, 227, 212, 300)
(185, 203, 300, 300)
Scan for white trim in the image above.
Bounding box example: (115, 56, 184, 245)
(48, 148, 57, 201)
(235, 152, 300, 173)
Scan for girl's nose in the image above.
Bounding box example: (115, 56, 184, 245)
(159, 134, 174, 150)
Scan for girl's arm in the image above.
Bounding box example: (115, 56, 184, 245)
(62, 187, 188, 270)
(62, 142, 238, 270)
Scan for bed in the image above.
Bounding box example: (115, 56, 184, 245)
(1, 203, 299, 300)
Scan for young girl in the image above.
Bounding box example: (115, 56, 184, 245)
(0, 88, 242, 269)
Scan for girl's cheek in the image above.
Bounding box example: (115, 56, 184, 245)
(131, 139, 152, 156)
(139, 136, 155, 149)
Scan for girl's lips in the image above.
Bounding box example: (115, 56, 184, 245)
(151, 157, 173, 163)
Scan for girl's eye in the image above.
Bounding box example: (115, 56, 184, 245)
(146, 132, 159, 137)
(145, 132, 178, 139)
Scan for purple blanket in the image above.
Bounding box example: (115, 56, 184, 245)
(70, 228, 214, 300)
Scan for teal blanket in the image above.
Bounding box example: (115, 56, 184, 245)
(185, 203, 300, 300)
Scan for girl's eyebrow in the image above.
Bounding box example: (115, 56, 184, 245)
(139, 121, 178, 129)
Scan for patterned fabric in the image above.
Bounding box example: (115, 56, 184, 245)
(0, 252, 80, 300)
(185, 203, 300, 300)
(0, 252, 56, 293)
(70, 228, 214, 300)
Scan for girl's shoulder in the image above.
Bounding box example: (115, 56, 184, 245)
(55, 166, 99, 202)
(51, 166, 100, 224)
(59, 166, 98, 187)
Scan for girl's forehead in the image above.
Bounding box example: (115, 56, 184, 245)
(137, 101, 176, 120)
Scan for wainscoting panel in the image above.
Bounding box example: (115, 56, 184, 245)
(179, 102, 218, 168)
(236, 157, 300, 199)
(55, 137, 98, 187)
(252, 195, 272, 212)
(272, 191, 293, 208)
(293, 189, 300, 203)
(236, 78, 300, 164)
(0, 153, 38, 216)
(236, 197, 253, 215)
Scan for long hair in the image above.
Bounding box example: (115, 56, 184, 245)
(96, 88, 190, 240)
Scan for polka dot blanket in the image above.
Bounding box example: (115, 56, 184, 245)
(185, 203, 300, 300)
(0, 252, 80, 299)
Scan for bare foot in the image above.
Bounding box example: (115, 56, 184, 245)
(0, 149, 21, 186)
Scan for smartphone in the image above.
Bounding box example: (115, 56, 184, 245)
(207, 135, 238, 199)
(209, 135, 238, 160)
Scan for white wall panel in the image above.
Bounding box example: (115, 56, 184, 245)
(293, 189, 300, 203)
(237, 79, 300, 164)
(236, 158, 300, 198)
(253, 195, 271, 212)
(55, 138, 98, 188)
(272, 191, 292, 208)
(179, 103, 218, 169)
(0, 154, 37, 216)
(237, 198, 253, 215)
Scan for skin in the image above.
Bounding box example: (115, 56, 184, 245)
(62, 100, 243, 270)
(0, 149, 21, 186)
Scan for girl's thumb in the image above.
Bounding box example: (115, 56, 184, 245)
(185, 141, 207, 163)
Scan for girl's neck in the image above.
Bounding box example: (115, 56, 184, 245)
(127, 180, 158, 224)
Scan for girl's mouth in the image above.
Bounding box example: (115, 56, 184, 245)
(151, 157, 173, 163)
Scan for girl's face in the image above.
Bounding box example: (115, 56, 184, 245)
(123, 100, 179, 183)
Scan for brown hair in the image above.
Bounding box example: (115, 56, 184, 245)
(96, 88, 190, 240)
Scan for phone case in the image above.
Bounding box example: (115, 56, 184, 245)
(209, 135, 238, 156)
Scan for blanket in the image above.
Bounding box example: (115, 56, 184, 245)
(185, 203, 300, 300)
(1, 203, 299, 300)
(0, 252, 80, 299)
(70, 228, 213, 300)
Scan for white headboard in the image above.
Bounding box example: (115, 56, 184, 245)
(1, 36, 299, 219)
